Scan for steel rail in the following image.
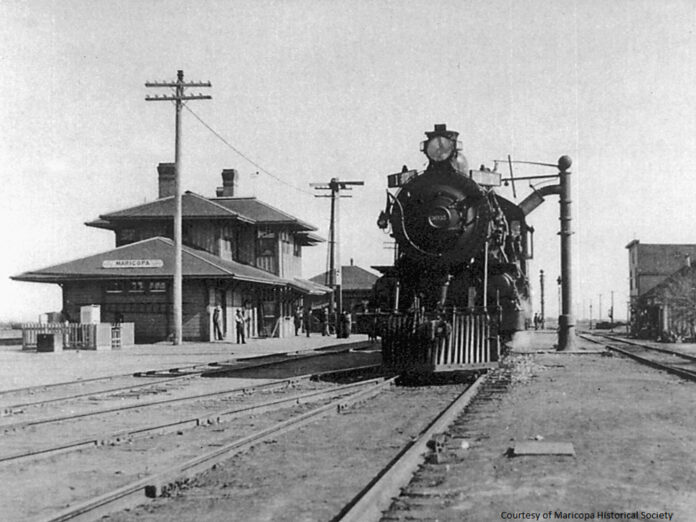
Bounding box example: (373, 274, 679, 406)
(336, 372, 488, 522)
(0, 359, 236, 399)
(0, 364, 381, 433)
(595, 333, 696, 363)
(1, 343, 375, 416)
(41, 376, 397, 522)
(1, 374, 193, 414)
(0, 369, 387, 465)
(0, 371, 147, 398)
(579, 334, 696, 382)
(0, 339, 372, 397)
(0, 343, 376, 414)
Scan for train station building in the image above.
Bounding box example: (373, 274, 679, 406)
(309, 262, 380, 313)
(12, 165, 330, 343)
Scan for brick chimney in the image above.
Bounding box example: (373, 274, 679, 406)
(216, 169, 238, 197)
(157, 163, 176, 199)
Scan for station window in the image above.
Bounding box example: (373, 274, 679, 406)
(128, 281, 145, 293)
(120, 228, 136, 242)
(149, 281, 167, 293)
(105, 281, 124, 294)
(258, 238, 275, 257)
(293, 238, 301, 257)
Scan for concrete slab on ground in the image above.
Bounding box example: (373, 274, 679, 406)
(512, 441, 576, 456)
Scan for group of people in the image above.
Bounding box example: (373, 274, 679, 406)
(532, 313, 544, 330)
(213, 304, 356, 345)
(212, 305, 246, 344)
(293, 306, 352, 338)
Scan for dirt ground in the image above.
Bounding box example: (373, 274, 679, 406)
(104, 383, 471, 522)
(386, 351, 696, 521)
(105, 346, 696, 522)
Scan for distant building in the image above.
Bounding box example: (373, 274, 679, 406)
(626, 240, 696, 338)
(634, 265, 696, 341)
(309, 261, 380, 312)
(13, 165, 329, 343)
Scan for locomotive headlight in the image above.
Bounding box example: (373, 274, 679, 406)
(425, 136, 455, 162)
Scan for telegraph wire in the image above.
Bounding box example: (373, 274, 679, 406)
(183, 105, 315, 197)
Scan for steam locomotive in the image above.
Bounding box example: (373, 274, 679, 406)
(374, 124, 533, 371)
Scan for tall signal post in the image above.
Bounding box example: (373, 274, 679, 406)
(146, 70, 211, 345)
(311, 178, 364, 336)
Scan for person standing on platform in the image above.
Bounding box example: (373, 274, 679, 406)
(235, 309, 246, 344)
(293, 307, 302, 336)
(304, 309, 311, 337)
(343, 311, 352, 338)
(320, 307, 329, 336)
(213, 305, 224, 341)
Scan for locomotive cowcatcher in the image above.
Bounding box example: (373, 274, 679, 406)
(375, 124, 533, 373)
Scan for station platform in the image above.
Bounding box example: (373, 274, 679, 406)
(408, 329, 696, 520)
(0, 334, 373, 392)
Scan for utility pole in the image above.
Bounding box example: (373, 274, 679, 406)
(599, 294, 603, 324)
(610, 290, 615, 330)
(311, 177, 364, 337)
(146, 70, 211, 345)
(589, 301, 593, 330)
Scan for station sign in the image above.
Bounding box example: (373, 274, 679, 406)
(102, 259, 164, 269)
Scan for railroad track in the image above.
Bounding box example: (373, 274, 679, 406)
(0, 348, 381, 433)
(36, 374, 396, 522)
(377, 366, 513, 521)
(0, 341, 373, 415)
(45, 369, 490, 522)
(580, 332, 696, 381)
(0, 364, 382, 465)
(38, 373, 488, 522)
(336, 372, 488, 522)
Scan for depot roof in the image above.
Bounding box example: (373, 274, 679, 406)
(12, 236, 327, 293)
(309, 265, 380, 291)
(85, 193, 323, 246)
(87, 193, 318, 231)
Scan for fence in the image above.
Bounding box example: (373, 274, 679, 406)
(381, 308, 498, 372)
(21, 323, 134, 351)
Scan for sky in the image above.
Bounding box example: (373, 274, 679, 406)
(1, 0, 695, 323)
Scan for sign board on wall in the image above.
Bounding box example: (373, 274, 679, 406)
(102, 259, 164, 269)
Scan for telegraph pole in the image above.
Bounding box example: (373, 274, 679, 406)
(146, 70, 211, 345)
(610, 290, 615, 330)
(311, 178, 364, 337)
(589, 301, 593, 330)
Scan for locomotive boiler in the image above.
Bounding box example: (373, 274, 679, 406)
(375, 124, 533, 372)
